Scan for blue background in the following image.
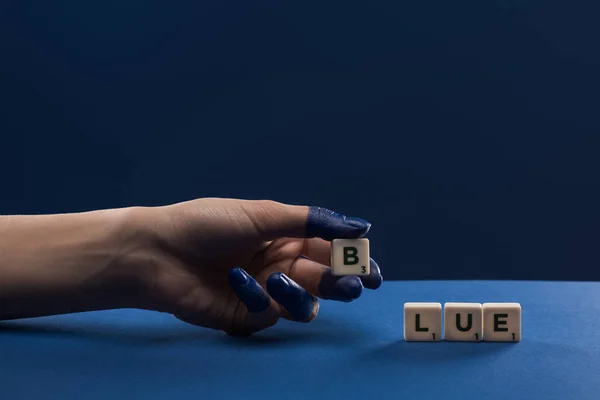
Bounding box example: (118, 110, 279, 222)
(1, 1, 599, 281)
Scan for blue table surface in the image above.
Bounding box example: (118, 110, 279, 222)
(1, 280, 599, 399)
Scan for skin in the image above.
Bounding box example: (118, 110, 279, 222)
(0, 198, 382, 335)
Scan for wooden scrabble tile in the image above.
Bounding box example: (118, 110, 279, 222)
(404, 302, 442, 341)
(331, 238, 370, 276)
(483, 303, 521, 342)
(443, 302, 483, 342)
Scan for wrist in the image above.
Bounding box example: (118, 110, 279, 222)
(110, 206, 166, 310)
(88, 206, 155, 310)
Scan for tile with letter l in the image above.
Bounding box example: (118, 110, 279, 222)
(404, 302, 442, 341)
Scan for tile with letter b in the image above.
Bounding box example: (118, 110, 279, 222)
(331, 238, 370, 276)
(404, 302, 442, 341)
(443, 302, 483, 342)
(483, 303, 521, 342)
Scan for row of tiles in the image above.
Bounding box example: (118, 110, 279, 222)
(404, 302, 521, 342)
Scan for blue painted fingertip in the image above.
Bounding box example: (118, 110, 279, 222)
(229, 267, 249, 286)
(228, 267, 271, 313)
(266, 272, 317, 322)
(344, 216, 372, 230)
(335, 276, 363, 300)
(360, 258, 383, 290)
(305, 207, 371, 241)
(318, 271, 363, 302)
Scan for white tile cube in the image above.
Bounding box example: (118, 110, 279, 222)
(443, 302, 483, 342)
(483, 303, 521, 342)
(404, 302, 442, 341)
(331, 238, 370, 276)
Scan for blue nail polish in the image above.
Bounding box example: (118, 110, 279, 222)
(228, 268, 271, 313)
(267, 272, 317, 322)
(360, 258, 383, 290)
(272, 273, 291, 292)
(345, 217, 371, 229)
(229, 267, 249, 286)
(337, 276, 363, 299)
(318, 272, 363, 302)
(306, 206, 371, 240)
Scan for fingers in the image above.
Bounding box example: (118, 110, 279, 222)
(239, 201, 308, 240)
(228, 267, 319, 335)
(228, 268, 280, 335)
(361, 258, 383, 290)
(301, 238, 332, 265)
(228, 259, 382, 335)
(288, 257, 363, 302)
(300, 239, 384, 291)
(228, 267, 271, 313)
(266, 272, 319, 323)
(292, 258, 383, 300)
(240, 201, 371, 241)
(305, 207, 371, 241)
(319, 273, 364, 302)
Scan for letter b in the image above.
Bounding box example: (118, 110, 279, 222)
(343, 246, 359, 265)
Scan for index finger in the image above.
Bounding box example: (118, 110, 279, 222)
(245, 202, 371, 241)
(305, 207, 372, 241)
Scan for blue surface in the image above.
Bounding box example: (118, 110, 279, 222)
(1, 281, 598, 399)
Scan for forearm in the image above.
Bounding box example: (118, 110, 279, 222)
(0, 208, 145, 320)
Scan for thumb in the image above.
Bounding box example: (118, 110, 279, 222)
(242, 201, 371, 241)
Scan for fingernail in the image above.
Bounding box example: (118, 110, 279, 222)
(229, 267, 249, 286)
(306, 207, 372, 240)
(267, 272, 317, 322)
(344, 217, 372, 231)
(269, 272, 290, 292)
(228, 268, 271, 313)
(360, 258, 383, 290)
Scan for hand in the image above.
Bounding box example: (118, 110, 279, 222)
(130, 198, 383, 335)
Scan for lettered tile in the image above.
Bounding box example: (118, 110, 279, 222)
(483, 303, 521, 342)
(331, 238, 370, 276)
(404, 302, 442, 341)
(443, 303, 483, 342)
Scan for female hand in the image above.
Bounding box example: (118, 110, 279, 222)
(130, 198, 383, 335)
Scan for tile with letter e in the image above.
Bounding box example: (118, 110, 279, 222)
(483, 303, 521, 342)
(404, 302, 442, 341)
(331, 238, 370, 276)
(443, 302, 483, 342)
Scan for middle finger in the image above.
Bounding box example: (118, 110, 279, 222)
(277, 257, 364, 302)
